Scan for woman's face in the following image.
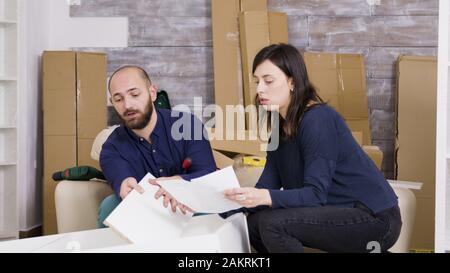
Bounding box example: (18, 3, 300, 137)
(254, 60, 293, 117)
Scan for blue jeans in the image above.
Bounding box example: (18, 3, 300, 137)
(97, 194, 210, 228)
(97, 194, 121, 228)
(247, 203, 402, 253)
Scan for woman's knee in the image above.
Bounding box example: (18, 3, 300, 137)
(259, 209, 285, 228)
(247, 211, 263, 232)
(249, 209, 286, 241)
(247, 210, 277, 232)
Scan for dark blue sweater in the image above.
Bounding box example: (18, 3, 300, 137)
(256, 104, 397, 214)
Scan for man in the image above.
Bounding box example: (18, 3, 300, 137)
(98, 65, 217, 226)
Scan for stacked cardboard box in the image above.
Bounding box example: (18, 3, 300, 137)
(42, 51, 107, 235)
(211, 0, 288, 155)
(351, 132, 383, 170)
(206, 127, 267, 157)
(239, 11, 288, 117)
(304, 52, 371, 145)
(395, 55, 437, 250)
(212, 0, 268, 127)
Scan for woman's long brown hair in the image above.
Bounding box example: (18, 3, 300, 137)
(253, 43, 324, 141)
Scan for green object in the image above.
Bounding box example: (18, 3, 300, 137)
(52, 165, 105, 181)
(155, 90, 171, 109)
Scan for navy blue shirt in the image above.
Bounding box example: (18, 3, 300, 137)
(99, 108, 217, 199)
(256, 104, 397, 214)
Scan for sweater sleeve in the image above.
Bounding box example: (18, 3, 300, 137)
(99, 141, 136, 199)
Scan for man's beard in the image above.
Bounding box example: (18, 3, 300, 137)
(119, 99, 154, 130)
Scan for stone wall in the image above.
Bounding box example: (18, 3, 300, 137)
(72, 0, 438, 178)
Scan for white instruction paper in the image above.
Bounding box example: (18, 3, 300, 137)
(103, 173, 192, 243)
(157, 166, 243, 213)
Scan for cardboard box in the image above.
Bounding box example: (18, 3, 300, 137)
(345, 119, 371, 147)
(239, 11, 288, 127)
(239, 0, 267, 11)
(206, 127, 267, 157)
(362, 146, 383, 170)
(395, 55, 437, 199)
(78, 138, 100, 169)
(42, 52, 76, 136)
(395, 55, 437, 249)
(0, 214, 250, 253)
(351, 131, 363, 146)
(351, 131, 383, 171)
(212, 149, 235, 169)
(410, 197, 435, 251)
(304, 52, 371, 145)
(76, 53, 108, 139)
(42, 51, 107, 235)
(211, 0, 268, 130)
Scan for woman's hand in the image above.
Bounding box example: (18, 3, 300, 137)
(223, 187, 272, 208)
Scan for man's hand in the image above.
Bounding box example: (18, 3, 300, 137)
(223, 187, 272, 208)
(119, 177, 144, 199)
(149, 176, 194, 214)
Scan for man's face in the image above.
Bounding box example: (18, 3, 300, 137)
(109, 69, 157, 130)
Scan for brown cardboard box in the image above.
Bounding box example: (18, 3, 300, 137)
(352, 131, 383, 170)
(345, 119, 371, 147)
(211, 0, 267, 130)
(351, 131, 363, 146)
(78, 138, 100, 169)
(42, 51, 107, 235)
(42, 52, 76, 136)
(304, 52, 371, 145)
(76, 52, 107, 172)
(212, 150, 235, 169)
(395, 55, 437, 249)
(239, 11, 288, 125)
(76, 52, 108, 139)
(206, 128, 267, 157)
(362, 146, 383, 170)
(239, 0, 267, 10)
(395, 55, 437, 199)
(410, 197, 435, 251)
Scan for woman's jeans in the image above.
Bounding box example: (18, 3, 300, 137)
(247, 203, 402, 253)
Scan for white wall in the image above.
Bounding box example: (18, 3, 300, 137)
(48, 0, 128, 49)
(18, 0, 127, 232)
(17, 0, 51, 233)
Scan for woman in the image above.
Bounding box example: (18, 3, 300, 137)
(224, 43, 402, 253)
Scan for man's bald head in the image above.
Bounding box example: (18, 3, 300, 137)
(108, 66, 152, 93)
